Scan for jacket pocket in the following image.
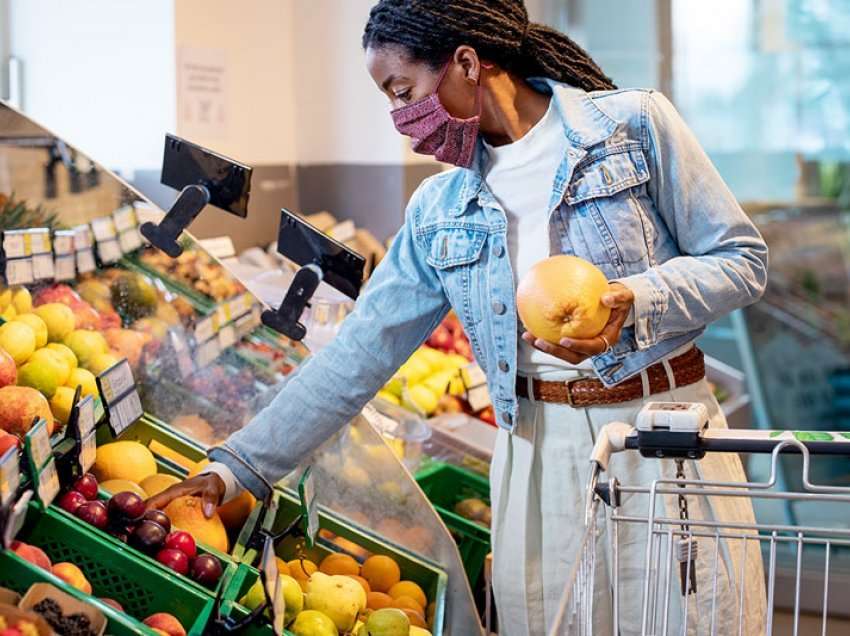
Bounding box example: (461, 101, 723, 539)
(564, 147, 652, 269)
(422, 225, 488, 325)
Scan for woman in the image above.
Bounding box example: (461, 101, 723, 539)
(149, 1, 767, 633)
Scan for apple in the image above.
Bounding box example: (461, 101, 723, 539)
(72, 473, 99, 500)
(156, 548, 190, 576)
(0, 431, 20, 457)
(190, 554, 223, 587)
(0, 347, 16, 388)
(99, 598, 125, 613)
(108, 491, 146, 523)
(76, 500, 109, 529)
(164, 531, 196, 558)
(10, 541, 52, 570)
(143, 613, 186, 636)
(58, 490, 87, 515)
(427, 326, 453, 351)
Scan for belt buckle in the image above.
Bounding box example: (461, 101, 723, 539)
(564, 377, 582, 407)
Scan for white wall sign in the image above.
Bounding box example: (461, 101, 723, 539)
(177, 46, 228, 139)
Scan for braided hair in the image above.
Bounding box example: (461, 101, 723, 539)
(362, 0, 616, 92)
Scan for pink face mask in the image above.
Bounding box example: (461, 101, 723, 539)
(391, 62, 487, 169)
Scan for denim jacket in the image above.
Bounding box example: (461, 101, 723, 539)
(210, 80, 768, 498)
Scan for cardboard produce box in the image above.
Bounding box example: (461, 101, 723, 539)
(19, 583, 107, 636)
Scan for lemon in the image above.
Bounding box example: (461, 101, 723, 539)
(34, 303, 75, 343)
(403, 385, 439, 416)
(87, 352, 121, 375)
(11, 287, 32, 314)
(46, 343, 77, 371)
(0, 304, 17, 321)
(28, 348, 71, 384)
(65, 367, 98, 398)
(0, 321, 36, 365)
(14, 313, 48, 348)
(50, 386, 76, 426)
(18, 360, 62, 398)
(63, 330, 108, 368)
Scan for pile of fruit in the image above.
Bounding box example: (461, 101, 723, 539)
(9, 542, 190, 635)
(453, 498, 491, 529)
(140, 248, 244, 302)
(56, 471, 224, 588)
(0, 615, 41, 636)
(239, 551, 434, 635)
(424, 313, 472, 361)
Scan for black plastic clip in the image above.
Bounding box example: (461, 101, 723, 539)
(261, 264, 323, 342)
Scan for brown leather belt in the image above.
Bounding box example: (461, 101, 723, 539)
(516, 347, 705, 407)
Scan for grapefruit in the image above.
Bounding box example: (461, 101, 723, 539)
(94, 441, 157, 483)
(163, 495, 229, 553)
(516, 255, 611, 343)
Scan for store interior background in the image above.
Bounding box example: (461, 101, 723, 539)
(2, 0, 850, 524)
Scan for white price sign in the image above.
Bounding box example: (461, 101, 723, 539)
(217, 323, 237, 350)
(76, 249, 96, 274)
(2, 231, 27, 258)
(4, 258, 33, 285)
(194, 316, 217, 343)
(53, 231, 75, 255)
(54, 255, 76, 281)
(217, 302, 233, 326)
(0, 447, 20, 507)
(32, 253, 55, 280)
(119, 229, 143, 254)
(91, 216, 117, 242)
(73, 225, 94, 250)
(79, 431, 97, 472)
(106, 392, 143, 437)
(28, 230, 51, 255)
(113, 205, 138, 232)
(97, 359, 135, 404)
(36, 459, 60, 506)
(76, 395, 96, 437)
(98, 238, 122, 264)
(26, 419, 52, 469)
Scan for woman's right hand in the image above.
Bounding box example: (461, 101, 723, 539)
(145, 473, 226, 519)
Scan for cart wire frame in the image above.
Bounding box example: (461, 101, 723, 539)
(549, 420, 850, 636)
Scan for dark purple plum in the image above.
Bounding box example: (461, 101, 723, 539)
(108, 491, 146, 523)
(190, 554, 223, 587)
(143, 509, 171, 533)
(130, 520, 167, 554)
(76, 500, 109, 529)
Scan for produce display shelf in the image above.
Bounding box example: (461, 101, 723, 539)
(415, 461, 491, 587)
(120, 255, 216, 313)
(1, 503, 221, 635)
(235, 488, 448, 635)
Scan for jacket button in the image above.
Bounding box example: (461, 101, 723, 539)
(492, 301, 506, 315)
(493, 244, 505, 258)
(502, 412, 513, 426)
(498, 359, 509, 373)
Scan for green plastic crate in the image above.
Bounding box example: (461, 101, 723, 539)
(0, 503, 221, 635)
(232, 489, 448, 635)
(216, 563, 294, 636)
(416, 462, 491, 587)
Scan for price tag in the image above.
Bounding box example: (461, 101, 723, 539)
(119, 229, 143, 254)
(54, 255, 76, 281)
(198, 236, 236, 259)
(79, 431, 97, 472)
(97, 359, 135, 404)
(2, 231, 27, 258)
(113, 205, 138, 232)
(53, 231, 75, 256)
(169, 330, 195, 379)
(105, 392, 143, 437)
(194, 316, 216, 343)
(217, 324, 237, 350)
(4, 257, 33, 285)
(76, 395, 96, 437)
(461, 363, 487, 389)
(36, 459, 60, 506)
(298, 467, 319, 548)
(76, 249, 96, 274)
(97, 238, 122, 264)
(28, 229, 51, 255)
(32, 253, 55, 280)
(134, 204, 165, 227)
(466, 384, 491, 412)
(195, 338, 221, 368)
(235, 313, 254, 338)
(90, 216, 117, 242)
(73, 225, 94, 250)
(3, 490, 31, 549)
(26, 419, 52, 470)
(217, 302, 233, 325)
(0, 446, 20, 507)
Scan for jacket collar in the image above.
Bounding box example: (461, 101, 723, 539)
(451, 78, 620, 216)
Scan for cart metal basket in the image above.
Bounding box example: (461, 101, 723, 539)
(550, 402, 850, 636)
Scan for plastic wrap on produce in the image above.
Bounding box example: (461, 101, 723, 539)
(280, 406, 483, 635)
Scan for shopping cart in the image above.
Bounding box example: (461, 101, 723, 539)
(549, 402, 850, 636)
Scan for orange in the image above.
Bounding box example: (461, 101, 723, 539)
(275, 557, 291, 577)
(361, 555, 401, 593)
(388, 581, 427, 609)
(287, 558, 317, 581)
(392, 596, 425, 618)
(347, 574, 371, 594)
(400, 608, 427, 628)
(366, 592, 393, 611)
(516, 255, 611, 343)
(319, 553, 360, 576)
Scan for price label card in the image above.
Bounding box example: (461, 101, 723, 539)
(218, 323, 237, 350)
(76, 395, 96, 437)
(36, 459, 60, 506)
(53, 231, 76, 255)
(97, 238, 122, 264)
(466, 384, 492, 413)
(2, 231, 27, 258)
(113, 205, 138, 232)
(119, 229, 143, 254)
(235, 313, 254, 338)
(106, 392, 143, 437)
(194, 316, 216, 343)
(91, 216, 117, 242)
(134, 204, 165, 226)
(299, 467, 319, 548)
(54, 255, 76, 281)
(3, 491, 31, 550)
(4, 257, 34, 285)
(97, 359, 135, 404)
(28, 229, 51, 255)
(76, 249, 96, 274)
(79, 431, 97, 472)
(0, 446, 20, 507)
(32, 253, 55, 280)
(195, 338, 221, 368)
(461, 363, 487, 389)
(26, 419, 52, 470)
(73, 225, 94, 250)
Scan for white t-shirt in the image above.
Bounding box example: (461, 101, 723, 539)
(483, 99, 594, 374)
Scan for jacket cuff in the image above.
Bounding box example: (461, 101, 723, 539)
(207, 445, 274, 504)
(615, 273, 664, 350)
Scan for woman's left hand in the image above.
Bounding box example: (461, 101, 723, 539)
(522, 282, 635, 365)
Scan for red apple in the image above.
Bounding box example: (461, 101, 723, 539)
(10, 541, 52, 570)
(108, 491, 146, 523)
(0, 348, 16, 388)
(190, 554, 223, 587)
(156, 548, 190, 575)
(58, 490, 87, 515)
(164, 531, 196, 559)
(76, 500, 109, 529)
(0, 431, 19, 457)
(72, 473, 99, 500)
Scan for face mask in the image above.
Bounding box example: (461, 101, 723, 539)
(391, 62, 485, 169)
